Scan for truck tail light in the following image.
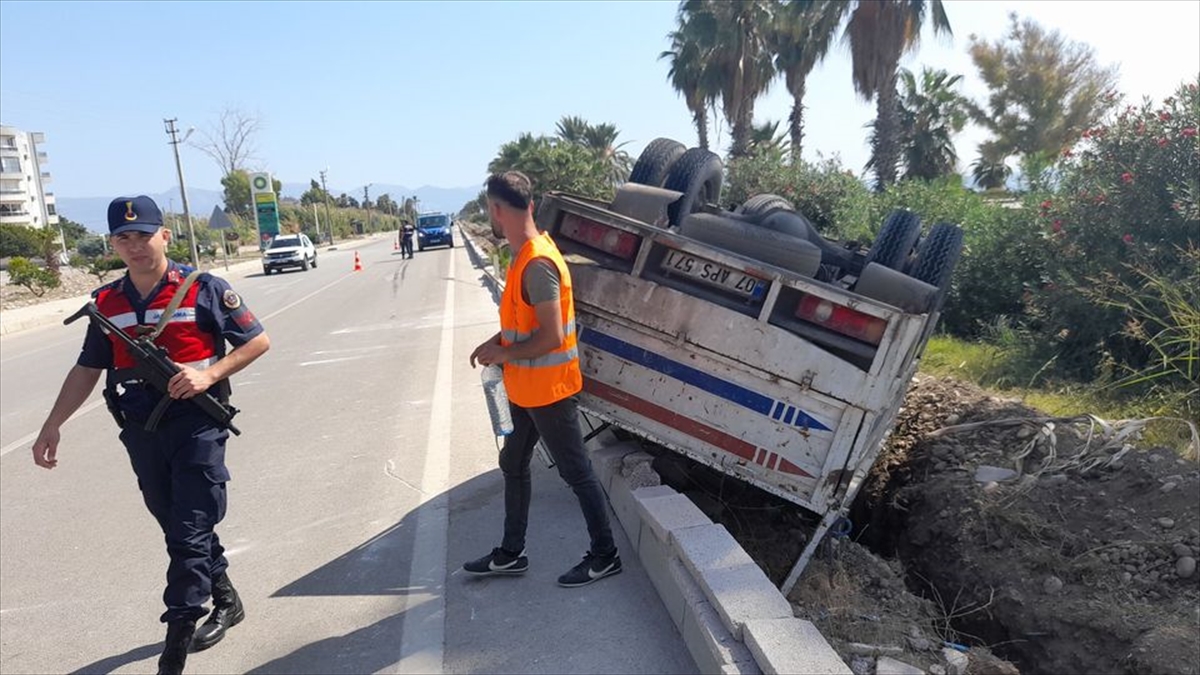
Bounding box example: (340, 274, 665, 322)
(560, 214, 640, 260)
(795, 294, 886, 345)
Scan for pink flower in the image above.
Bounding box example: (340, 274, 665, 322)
(1061, 147, 1074, 158)
(1158, 137, 1170, 148)
(1095, 193, 1108, 205)
(1052, 220, 1063, 233)
(1121, 172, 1134, 184)
(1183, 127, 1198, 138)
(1122, 234, 1134, 245)
(1136, 122, 1146, 135)
(1040, 199, 1053, 211)
(1160, 112, 1173, 122)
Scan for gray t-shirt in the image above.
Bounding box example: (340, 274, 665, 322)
(521, 258, 561, 305)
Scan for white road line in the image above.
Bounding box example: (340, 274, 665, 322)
(298, 355, 370, 367)
(0, 398, 106, 457)
(394, 252, 452, 675)
(1, 271, 358, 460)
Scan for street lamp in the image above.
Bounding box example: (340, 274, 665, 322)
(164, 118, 200, 268)
(319, 168, 334, 244)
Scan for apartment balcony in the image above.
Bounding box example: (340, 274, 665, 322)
(0, 211, 32, 224)
(0, 170, 21, 179)
(37, 152, 48, 163)
(30, 132, 45, 144)
(0, 146, 17, 156)
(0, 191, 26, 203)
(40, 172, 52, 183)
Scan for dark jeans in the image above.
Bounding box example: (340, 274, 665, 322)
(401, 236, 414, 258)
(499, 395, 616, 558)
(120, 411, 230, 623)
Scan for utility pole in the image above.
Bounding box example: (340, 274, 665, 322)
(164, 118, 200, 269)
(319, 168, 334, 244)
(363, 183, 372, 233)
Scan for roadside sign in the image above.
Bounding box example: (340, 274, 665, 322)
(209, 205, 235, 229)
(250, 172, 280, 249)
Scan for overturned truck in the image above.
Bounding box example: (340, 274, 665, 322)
(539, 139, 963, 593)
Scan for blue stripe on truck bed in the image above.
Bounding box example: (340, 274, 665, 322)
(579, 328, 831, 432)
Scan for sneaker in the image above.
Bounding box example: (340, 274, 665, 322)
(557, 551, 622, 587)
(463, 547, 528, 576)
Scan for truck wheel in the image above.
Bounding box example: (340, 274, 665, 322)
(663, 148, 724, 227)
(629, 138, 686, 188)
(262, 266, 270, 275)
(908, 223, 964, 311)
(311, 254, 318, 268)
(300, 258, 310, 271)
(679, 213, 822, 277)
(736, 193, 795, 221)
(863, 210, 922, 271)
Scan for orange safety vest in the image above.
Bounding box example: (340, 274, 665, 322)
(500, 232, 582, 408)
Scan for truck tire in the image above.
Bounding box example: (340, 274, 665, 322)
(736, 193, 795, 221)
(629, 138, 687, 188)
(908, 222, 963, 311)
(311, 253, 318, 268)
(679, 213, 821, 277)
(663, 148, 724, 226)
(863, 210, 922, 271)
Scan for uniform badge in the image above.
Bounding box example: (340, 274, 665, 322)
(222, 290, 242, 309)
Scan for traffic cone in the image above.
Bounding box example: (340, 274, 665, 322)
(353, 252, 363, 272)
(393, 239, 399, 251)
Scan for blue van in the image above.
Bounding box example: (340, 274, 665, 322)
(416, 213, 455, 251)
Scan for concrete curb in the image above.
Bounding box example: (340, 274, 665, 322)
(458, 223, 851, 674)
(0, 236, 381, 337)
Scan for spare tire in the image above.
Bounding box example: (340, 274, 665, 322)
(736, 193, 795, 221)
(629, 138, 687, 188)
(863, 210, 922, 271)
(663, 148, 724, 226)
(909, 222, 964, 311)
(679, 213, 821, 277)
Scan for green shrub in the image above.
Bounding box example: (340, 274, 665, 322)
(0, 223, 50, 258)
(7, 257, 60, 296)
(1030, 77, 1200, 380)
(166, 242, 193, 264)
(725, 154, 873, 239)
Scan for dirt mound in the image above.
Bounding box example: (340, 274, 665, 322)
(859, 376, 1200, 675)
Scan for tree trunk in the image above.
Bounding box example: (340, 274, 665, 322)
(872, 72, 900, 190)
(788, 81, 806, 166)
(694, 106, 709, 150)
(730, 104, 753, 159)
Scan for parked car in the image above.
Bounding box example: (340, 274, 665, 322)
(262, 234, 317, 274)
(416, 213, 455, 251)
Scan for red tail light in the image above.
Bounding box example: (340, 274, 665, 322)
(795, 294, 886, 345)
(560, 214, 640, 260)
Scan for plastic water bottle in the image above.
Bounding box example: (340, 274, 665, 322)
(481, 364, 514, 437)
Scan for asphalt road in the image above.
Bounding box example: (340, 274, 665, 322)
(0, 238, 694, 674)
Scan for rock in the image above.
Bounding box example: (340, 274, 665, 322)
(1177, 556, 1197, 579)
(1173, 543, 1194, 558)
(1046, 474, 1069, 485)
(1016, 425, 1035, 439)
(847, 643, 904, 657)
(1157, 517, 1176, 529)
(875, 656, 924, 675)
(849, 657, 873, 675)
(1148, 454, 1164, 463)
(1121, 572, 1133, 583)
(929, 666, 947, 675)
(1162, 474, 1184, 484)
(1043, 575, 1064, 594)
(943, 647, 970, 675)
(1161, 482, 1178, 494)
(974, 465, 1019, 483)
(982, 481, 1002, 495)
(907, 636, 932, 652)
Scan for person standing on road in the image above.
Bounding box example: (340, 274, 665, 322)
(31, 196, 271, 675)
(464, 171, 621, 587)
(400, 220, 416, 259)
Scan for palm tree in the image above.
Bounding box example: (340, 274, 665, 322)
(661, 18, 717, 150)
(678, 0, 778, 159)
(768, 0, 843, 165)
(747, 120, 790, 161)
(873, 67, 972, 181)
(971, 141, 1013, 191)
(555, 117, 632, 184)
(555, 116, 591, 145)
(817, 0, 951, 189)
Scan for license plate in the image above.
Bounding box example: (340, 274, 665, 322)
(660, 249, 766, 299)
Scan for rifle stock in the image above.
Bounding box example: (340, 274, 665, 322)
(65, 302, 241, 435)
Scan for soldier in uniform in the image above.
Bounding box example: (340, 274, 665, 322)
(31, 196, 271, 675)
(401, 220, 416, 259)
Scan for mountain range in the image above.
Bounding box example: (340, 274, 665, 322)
(56, 183, 481, 233)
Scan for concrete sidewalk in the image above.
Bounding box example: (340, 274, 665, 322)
(0, 236, 381, 337)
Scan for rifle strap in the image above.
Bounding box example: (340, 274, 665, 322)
(149, 269, 203, 341)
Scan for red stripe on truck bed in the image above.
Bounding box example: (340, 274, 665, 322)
(583, 379, 813, 479)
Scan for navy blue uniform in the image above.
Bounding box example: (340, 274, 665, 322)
(78, 261, 262, 623)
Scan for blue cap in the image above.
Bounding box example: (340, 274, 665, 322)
(107, 196, 164, 235)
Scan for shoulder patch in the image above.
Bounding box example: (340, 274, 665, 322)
(222, 290, 242, 309)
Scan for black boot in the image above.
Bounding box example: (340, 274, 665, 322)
(191, 572, 245, 652)
(157, 620, 195, 675)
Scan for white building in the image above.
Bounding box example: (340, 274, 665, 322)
(0, 125, 59, 230)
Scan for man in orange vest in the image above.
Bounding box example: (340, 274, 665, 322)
(464, 171, 620, 587)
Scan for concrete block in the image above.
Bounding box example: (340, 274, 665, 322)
(742, 618, 852, 675)
(671, 524, 756, 578)
(590, 443, 637, 493)
(682, 599, 757, 675)
(695, 563, 794, 640)
(607, 477, 644, 553)
(621, 451, 662, 489)
(636, 491, 713, 545)
(875, 656, 924, 675)
(720, 661, 763, 675)
(637, 520, 681, 624)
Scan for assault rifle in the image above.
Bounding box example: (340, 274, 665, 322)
(65, 302, 241, 435)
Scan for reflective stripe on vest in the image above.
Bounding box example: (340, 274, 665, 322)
(498, 233, 583, 408)
(94, 267, 218, 369)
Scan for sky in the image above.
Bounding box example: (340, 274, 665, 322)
(1, 0, 1198, 207)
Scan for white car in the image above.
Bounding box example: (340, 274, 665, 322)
(262, 234, 317, 274)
